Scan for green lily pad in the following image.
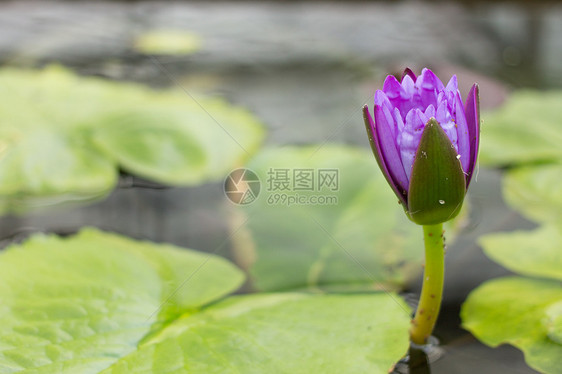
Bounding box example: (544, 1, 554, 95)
(479, 225, 562, 281)
(101, 293, 410, 374)
(480, 90, 562, 167)
(468, 89, 562, 372)
(0, 228, 244, 373)
(462, 277, 562, 374)
(92, 98, 264, 185)
(134, 30, 202, 55)
(0, 229, 411, 373)
(0, 127, 116, 214)
(544, 301, 562, 345)
(233, 145, 464, 292)
(462, 225, 562, 373)
(93, 113, 208, 185)
(0, 66, 264, 214)
(503, 163, 562, 225)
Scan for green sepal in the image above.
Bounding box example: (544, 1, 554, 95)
(407, 118, 466, 225)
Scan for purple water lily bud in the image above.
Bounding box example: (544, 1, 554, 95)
(363, 68, 480, 225)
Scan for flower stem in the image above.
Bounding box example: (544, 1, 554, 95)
(410, 223, 445, 345)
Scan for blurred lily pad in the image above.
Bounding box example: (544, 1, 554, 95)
(480, 225, 562, 282)
(233, 145, 465, 292)
(480, 91, 562, 167)
(462, 225, 562, 374)
(503, 163, 562, 225)
(545, 301, 562, 345)
(0, 228, 410, 373)
(0, 66, 264, 214)
(134, 30, 202, 55)
(0, 128, 117, 214)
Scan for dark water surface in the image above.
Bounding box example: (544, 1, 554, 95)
(2, 1, 560, 373)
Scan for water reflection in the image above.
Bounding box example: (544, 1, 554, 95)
(393, 336, 443, 374)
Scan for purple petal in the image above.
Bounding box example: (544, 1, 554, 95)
(464, 84, 480, 188)
(374, 104, 410, 195)
(402, 68, 417, 82)
(424, 104, 436, 119)
(435, 101, 450, 125)
(399, 108, 426, 181)
(416, 108, 430, 126)
(435, 101, 459, 154)
(418, 68, 445, 91)
(383, 75, 415, 117)
(382, 75, 403, 100)
(445, 75, 458, 93)
(393, 107, 405, 133)
(454, 91, 470, 175)
(374, 89, 390, 107)
(416, 68, 443, 109)
(381, 101, 397, 139)
(363, 105, 408, 205)
(401, 75, 416, 98)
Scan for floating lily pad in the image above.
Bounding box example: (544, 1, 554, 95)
(480, 225, 562, 282)
(0, 128, 117, 214)
(503, 163, 562, 225)
(0, 66, 264, 214)
(92, 98, 264, 185)
(544, 301, 562, 345)
(468, 90, 562, 372)
(233, 145, 464, 292)
(462, 277, 562, 374)
(101, 293, 410, 374)
(462, 225, 562, 374)
(0, 229, 410, 373)
(480, 91, 562, 167)
(0, 228, 244, 373)
(134, 30, 202, 55)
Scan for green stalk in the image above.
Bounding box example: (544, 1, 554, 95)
(409, 223, 445, 345)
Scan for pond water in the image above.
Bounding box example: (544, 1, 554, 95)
(1, 1, 561, 373)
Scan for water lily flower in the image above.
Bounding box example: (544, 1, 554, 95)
(363, 68, 480, 225)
